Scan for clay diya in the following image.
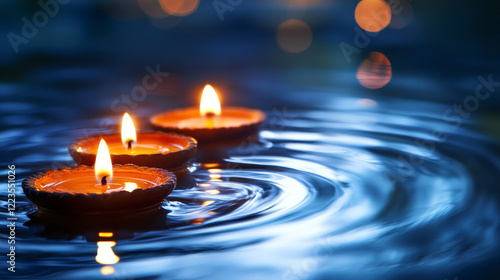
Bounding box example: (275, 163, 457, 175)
(23, 139, 176, 214)
(69, 113, 197, 169)
(150, 85, 266, 142)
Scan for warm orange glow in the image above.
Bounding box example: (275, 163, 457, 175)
(276, 19, 312, 53)
(159, 0, 199, 16)
(200, 85, 221, 117)
(208, 168, 222, 173)
(204, 163, 220, 168)
(95, 139, 113, 185)
(99, 232, 114, 238)
(100, 266, 115, 275)
(96, 241, 120, 265)
(356, 52, 392, 89)
(208, 168, 222, 180)
(124, 182, 138, 192)
(192, 218, 205, 224)
(121, 113, 137, 149)
(202, 200, 215, 207)
(205, 190, 220, 195)
(355, 0, 391, 32)
(77, 146, 83, 152)
(209, 176, 222, 179)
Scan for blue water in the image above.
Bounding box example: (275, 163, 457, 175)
(1, 1, 500, 279)
(1, 72, 500, 280)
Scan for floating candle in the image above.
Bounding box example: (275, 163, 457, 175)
(150, 85, 266, 142)
(69, 113, 197, 169)
(23, 139, 176, 213)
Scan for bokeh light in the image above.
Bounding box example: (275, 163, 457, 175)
(356, 51, 392, 89)
(355, 0, 391, 32)
(276, 19, 313, 53)
(159, 0, 199, 16)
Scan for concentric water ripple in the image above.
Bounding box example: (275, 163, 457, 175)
(1, 95, 500, 280)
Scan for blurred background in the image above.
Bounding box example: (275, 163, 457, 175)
(1, 1, 500, 280)
(0, 0, 499, 127)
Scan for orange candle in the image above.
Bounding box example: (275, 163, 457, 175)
(69, 113, 197, 169)
(23, 139, 177, 213)
(150, 85, 266, 142)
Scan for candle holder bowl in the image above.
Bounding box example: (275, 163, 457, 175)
(68, 132, 197, 169)
(150, 107, 266, 142)
(22, 164, 176, 214)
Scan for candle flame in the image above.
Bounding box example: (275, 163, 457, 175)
(96, 241, 120, 265)
(121, 113, 137, 149)
(95, 139, 113, 185)
(200, 85, 221, 117)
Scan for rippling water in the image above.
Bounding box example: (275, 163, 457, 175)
(1, 80, 500, 280)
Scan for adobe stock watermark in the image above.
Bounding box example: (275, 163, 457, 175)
(387, 74, 499, 185)
(7, 0, 70, 54)
(213, 0, 244, 22)
(6, 165, 17, 273)
(339, 0, 413, 63)
(111, 64, 169, 114)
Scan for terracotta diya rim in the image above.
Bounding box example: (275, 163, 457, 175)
(150, 106, 266, 129)
(68, 132, 197, 169)
(150, 107, 266, 141)
(69, 131, 197, 158)
(22, 164, 176, 214)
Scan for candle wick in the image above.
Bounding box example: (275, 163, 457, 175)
(127, 140, 133, 150)
(101, 176, 107, 186)
(205, 112, 216, 118)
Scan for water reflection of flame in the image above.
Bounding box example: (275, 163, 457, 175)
(205, 190, 220, 195)
(208, 168, 222, 181)
(356, 52, 392, 89)
(100, 266, 115, 275)
(96, 241, 120, 265)
(202, 200, 215, 207)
